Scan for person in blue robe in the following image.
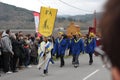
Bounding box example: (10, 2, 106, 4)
(84, 33, 96, 65)
(53, 32, 68, 67)
(71, 32, 84, 68)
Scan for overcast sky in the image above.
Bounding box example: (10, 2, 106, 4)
(0, 0, 107, 15)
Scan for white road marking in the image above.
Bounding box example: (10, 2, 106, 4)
(82, 69, 100, 80)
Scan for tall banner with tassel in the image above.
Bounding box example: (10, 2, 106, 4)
(38, 6, 58, 37)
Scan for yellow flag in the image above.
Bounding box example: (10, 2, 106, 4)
(38, 6, 58, 37)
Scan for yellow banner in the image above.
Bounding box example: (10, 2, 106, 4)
(38, 6, 58, 37)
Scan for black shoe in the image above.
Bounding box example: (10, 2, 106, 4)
(44, 70, 47, 74)
(89, 62, 93, 65)
(74, 66, 78, 68)
(74, 64, 79, 68)
(60, 64, 64, 67)
(13, 70, 18, 73)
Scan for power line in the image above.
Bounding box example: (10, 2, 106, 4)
(58, 0, 93, 12)
(39, 0, 69, 15)
(39, 0, 93, 15)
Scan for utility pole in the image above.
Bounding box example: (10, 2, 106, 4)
(94, 10, 97, 34)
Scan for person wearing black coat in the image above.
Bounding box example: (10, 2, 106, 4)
(16, 35, 25, 69)
(10, 33, 20, 72)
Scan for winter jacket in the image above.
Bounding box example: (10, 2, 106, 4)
(11, 38, 21, 57)
(1, 32, 13, 54)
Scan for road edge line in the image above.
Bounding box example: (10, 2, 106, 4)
(82, 69, 100, 80)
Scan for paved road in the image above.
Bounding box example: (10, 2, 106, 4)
(0, 54, 111, 80)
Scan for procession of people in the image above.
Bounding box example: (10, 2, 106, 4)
(0, 29, 99, 76)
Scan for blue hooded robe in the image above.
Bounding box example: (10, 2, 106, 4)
(53, 38, 67, 56)
(71, 38, 84, 55)
(84, 38, 96, 54)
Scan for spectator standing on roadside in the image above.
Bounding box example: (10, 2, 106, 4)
(10, 33, 19, 72)
(1, 29, 14, 73)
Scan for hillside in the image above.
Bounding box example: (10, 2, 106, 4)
(0, 2, 34, 29)
(0, 2, 101, 30)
